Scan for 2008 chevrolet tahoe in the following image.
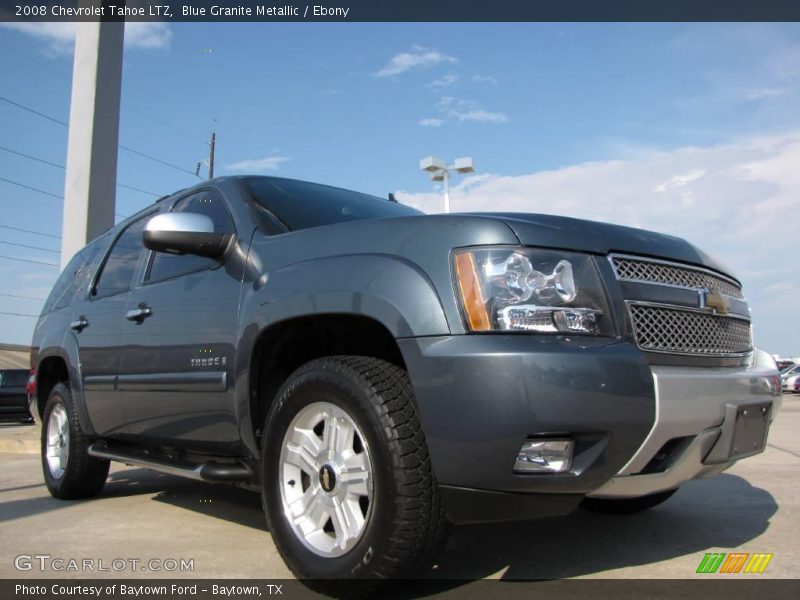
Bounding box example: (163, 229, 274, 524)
(30, 176, 781, 594)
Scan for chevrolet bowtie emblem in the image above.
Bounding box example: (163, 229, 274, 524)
(700, 289, 730, 315)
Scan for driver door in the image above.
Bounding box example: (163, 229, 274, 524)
(117, 189, 242, 451)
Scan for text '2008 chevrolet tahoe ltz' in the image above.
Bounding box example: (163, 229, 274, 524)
(31, 176, 780, 593)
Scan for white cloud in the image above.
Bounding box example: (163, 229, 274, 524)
(419, 118, 444, 127)
(452, 108, 509, 123)
(670, 26, 799, 108)
(124, 23, 172, 49)
(428, 74, 461, 88)
(0, 22, 172, 56)
(396, 132, 800, 354)
(654, 168, 706, 206)
(427, 96, 509, 125)
(472, 75, 499, 85)
(224, 156, 289, 172)
(739, 87, 792, 101)
(374, 44, 457, 77)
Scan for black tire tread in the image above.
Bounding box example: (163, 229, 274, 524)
(264, 356, 450, 592)
(42, 383, 109, 500)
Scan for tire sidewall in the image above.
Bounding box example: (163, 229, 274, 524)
(41, 383, 73, 495)
(262, 365, 398, 579)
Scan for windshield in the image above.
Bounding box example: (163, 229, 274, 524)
(244, 177, 422, 232)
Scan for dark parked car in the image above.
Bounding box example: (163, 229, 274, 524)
(29, 176, 781, 593)
(0, 369, 34, 422)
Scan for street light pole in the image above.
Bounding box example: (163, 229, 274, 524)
(443, 168, 450, 214)
(208, 132, 216, 179)
(419, 156, 475, 214)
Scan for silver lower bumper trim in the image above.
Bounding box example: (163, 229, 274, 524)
(588, 349, 781, 499)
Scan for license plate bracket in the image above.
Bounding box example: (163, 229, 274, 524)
(729, 403, 771, 460)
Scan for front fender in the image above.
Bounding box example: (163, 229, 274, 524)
(234, 253, 450, 456)
(241, 253, 450, 338)
(36, 330, 96, 436)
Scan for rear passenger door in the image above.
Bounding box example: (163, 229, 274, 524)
(72, 215, 152, 437)
(118, 189, 242, 451)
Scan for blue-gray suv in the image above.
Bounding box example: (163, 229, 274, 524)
(30, 176, 781, 593)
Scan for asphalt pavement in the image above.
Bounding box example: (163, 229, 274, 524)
(0, 395, 798, 581)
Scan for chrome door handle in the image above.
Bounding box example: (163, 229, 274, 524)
(69, 316, 89, 332)
(126, 304, 153, 323)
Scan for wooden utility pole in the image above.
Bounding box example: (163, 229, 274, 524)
(208, 132, 216, 179)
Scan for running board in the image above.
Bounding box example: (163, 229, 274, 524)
(87, 443, 253, 484)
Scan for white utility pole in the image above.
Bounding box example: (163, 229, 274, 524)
(419, 156, 475, 214)
(61, 14, 125, 268)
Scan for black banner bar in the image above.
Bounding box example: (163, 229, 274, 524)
(3, 580, 800, 600)
(2, 0, 800, 23)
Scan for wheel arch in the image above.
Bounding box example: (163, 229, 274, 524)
(235, 254, 450, 457)
(36, 335, 95, 436)
(243, 313, 408, 455)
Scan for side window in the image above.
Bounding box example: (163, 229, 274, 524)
(146, 190, 234, 284)
(93, 217, 149, 299)
(42, 242, 102, 313)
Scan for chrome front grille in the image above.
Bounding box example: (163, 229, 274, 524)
(611, 255, 744, 299)
(610, 253, 752, 358)
(628, 303, 752, 356)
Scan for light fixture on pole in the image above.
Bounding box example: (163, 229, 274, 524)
(419, 156, 475, 213)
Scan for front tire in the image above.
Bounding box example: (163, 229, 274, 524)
(262, 356, 449, 594)
(579, 488, 678, 515)
(41, 383, 109, 499)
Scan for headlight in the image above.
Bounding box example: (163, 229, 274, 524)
(453, 247, 611, 335)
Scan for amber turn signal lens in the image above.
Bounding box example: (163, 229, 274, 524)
(454, 251, 491, 331)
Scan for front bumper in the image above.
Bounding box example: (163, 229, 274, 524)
(588, 351, 780, 498)
(0, 393, 33, 420)
(398, 335, 780, 523)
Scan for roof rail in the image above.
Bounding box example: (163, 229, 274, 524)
(154, 189, 184, 204)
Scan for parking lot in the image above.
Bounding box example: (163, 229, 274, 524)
(0, 394, 798, 582)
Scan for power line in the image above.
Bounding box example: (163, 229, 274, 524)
(0, 292, 46, 301)
(0, 95, 67, 126)
(0, 145, 63, 170)
(0, 95, 202, 178)
(0, 311, 39, 318)
(0, 144, 161, 197)
(0, 225, 60, 240)
(117, 144, 199, 177)
(0, 176, 61, 199)
(0, 240, 59, 254)
(0, 42, 68, 81)
(119, 183, 159, 197)
(0, 42, 205, 145)
(0, 177, 131, 224)
(0, 254, 58, 267)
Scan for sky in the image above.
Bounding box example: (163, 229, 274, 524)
(0, 22, 798, 355)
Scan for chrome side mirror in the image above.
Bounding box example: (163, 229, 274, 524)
(143, 213, 234, 259)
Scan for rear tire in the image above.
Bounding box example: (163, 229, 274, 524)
(579, 488, 678, 515)
(262, 356, 449, 596)
(41, 383, 109, 500)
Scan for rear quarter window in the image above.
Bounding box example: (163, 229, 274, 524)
(41, 241, 104, 314)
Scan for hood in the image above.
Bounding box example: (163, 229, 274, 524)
(468, 212, 736, 281)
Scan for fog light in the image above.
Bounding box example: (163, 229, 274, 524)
(514, 439, 574, 473)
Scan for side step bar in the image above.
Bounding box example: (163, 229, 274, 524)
(88, 443, 253, 484)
